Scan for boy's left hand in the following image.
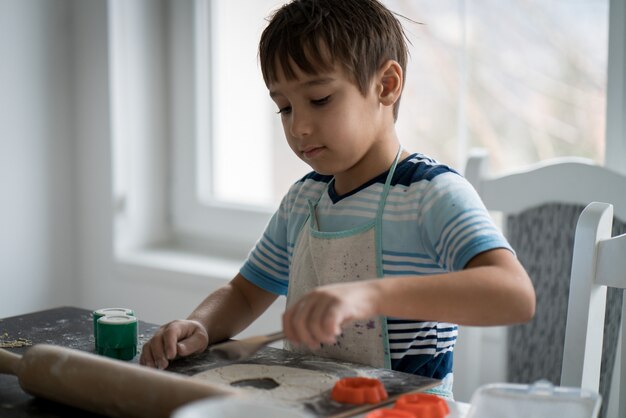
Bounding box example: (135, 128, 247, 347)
(282, 280, 380, 349)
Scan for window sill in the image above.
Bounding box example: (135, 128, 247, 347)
(116, 245, 243, 282)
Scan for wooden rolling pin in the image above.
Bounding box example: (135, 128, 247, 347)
(0, 344, 238, 418)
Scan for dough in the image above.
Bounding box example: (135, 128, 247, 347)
(191, 364, 338, 402)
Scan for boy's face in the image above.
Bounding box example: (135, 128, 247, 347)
(268, 60, 395, 184)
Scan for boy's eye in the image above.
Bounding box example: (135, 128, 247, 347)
(276, 106, 292, 115)
(275, 95, 330, 115)
(311, 95, 331, 106)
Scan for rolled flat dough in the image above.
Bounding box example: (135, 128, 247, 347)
(191, 364, 339, 402)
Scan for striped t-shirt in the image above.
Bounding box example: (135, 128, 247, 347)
(240, 153, 511, 388)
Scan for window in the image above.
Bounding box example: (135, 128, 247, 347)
(110, 0, 622, 269)
(200, 0, 611, 209)
(392, 0, 609, 172)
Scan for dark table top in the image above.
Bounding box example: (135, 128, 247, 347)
(0, 307, 440, 418)
(0, 306, 161, 418)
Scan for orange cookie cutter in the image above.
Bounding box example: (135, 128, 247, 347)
(365, 408, 416, 418)
(331, 377, 388, 405)
(393, 393, 450, 418)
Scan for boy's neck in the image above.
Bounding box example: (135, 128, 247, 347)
(332, 138, 409, 196)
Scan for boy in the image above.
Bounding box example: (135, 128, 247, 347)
(140, 0, 535, 397)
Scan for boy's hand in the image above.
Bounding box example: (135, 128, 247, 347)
(282, 281, 379, 350)
(139, 319, 208, 369)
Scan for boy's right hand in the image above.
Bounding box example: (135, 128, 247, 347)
(139, 319, 209, 369)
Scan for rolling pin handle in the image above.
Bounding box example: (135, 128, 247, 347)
(0, 348, 21, 375)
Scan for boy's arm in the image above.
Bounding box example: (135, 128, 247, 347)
(283, 248, 535, 349)
(373, 248, 535, 324)
(140, 273, 278, 369)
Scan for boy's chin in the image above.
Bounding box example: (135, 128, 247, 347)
(313, 168, 333, 175)
(300, 160, 331, 175)
(308, 166, 334, 176)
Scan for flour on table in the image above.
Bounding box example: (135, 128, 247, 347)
(191, 364, 338, 402)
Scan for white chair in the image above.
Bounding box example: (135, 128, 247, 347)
(462, 149, 626, 418)
(562, 201, 626, 418)
(464, 149, 626, 223)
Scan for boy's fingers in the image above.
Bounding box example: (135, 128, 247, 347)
(283, 300, 309, 346)
(282, 307, 298, 344)
(151, 333, 171, 369)
(290, 301, 310, 346)
(308, 298, 337, 345)
(139, 320, 211, 370)
(139, 330, 168, 369)
(163, 324, 185, 360)
(139, 342, 155, 367)
(295, 299, 324, 349)
(323, 304, 343, 341)
(176, 331, 208, 356)
(138, 321, 190, 369)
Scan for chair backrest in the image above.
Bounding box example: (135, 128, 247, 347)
(465, 149, 626, 221)
(562, 202, 626, 418)
(464, 150, 626, 418)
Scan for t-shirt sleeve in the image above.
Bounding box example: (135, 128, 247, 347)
(419, 172, 512, 271)
(239, 195, 291, 296)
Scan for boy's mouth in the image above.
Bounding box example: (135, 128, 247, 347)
(302, 146, 325, 159)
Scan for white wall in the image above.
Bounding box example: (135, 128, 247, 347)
(0, 0, 77, 317)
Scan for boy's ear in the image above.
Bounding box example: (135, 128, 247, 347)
(377, 60, 403, 106)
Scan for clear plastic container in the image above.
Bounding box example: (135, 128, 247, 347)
(466, 380, 601, 418)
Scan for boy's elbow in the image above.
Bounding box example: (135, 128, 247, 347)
(517, 293, 536, 323)
(513, 276, 536, 323)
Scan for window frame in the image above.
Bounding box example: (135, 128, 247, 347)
(110, 0, 276, 272)
(169, 0, 276, 258)
(605, 0, 626, 174)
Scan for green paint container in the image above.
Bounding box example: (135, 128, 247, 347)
(95, 313, 137, 361)
(92, 308, 134, 348)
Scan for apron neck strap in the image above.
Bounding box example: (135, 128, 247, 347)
(375, 146, 403, 217)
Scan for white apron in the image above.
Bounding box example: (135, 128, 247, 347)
(285, 149, 403, 369)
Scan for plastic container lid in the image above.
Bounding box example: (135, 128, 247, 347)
(466, 381, 601, 418)
(365, 408, 416, 418)
(331, 377, 388, 405)
(393, 393, 450, 418)
(93, 307, 135, 318)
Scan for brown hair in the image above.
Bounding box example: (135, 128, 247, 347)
(258, 0, 409, 120)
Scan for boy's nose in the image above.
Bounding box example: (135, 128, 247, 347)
(289, 110, 312, 138)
